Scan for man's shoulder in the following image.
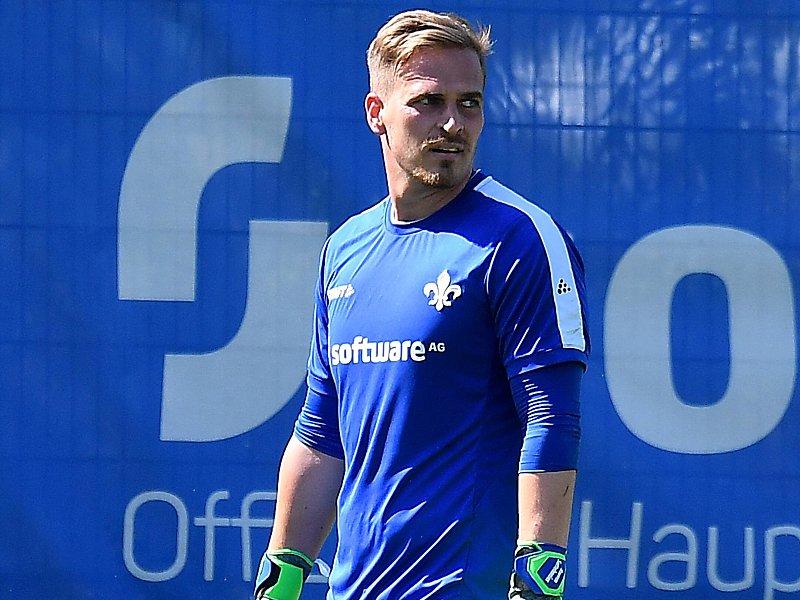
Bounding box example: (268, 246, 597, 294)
(327, 198, 386, 247)
(466, 174, 555, 234)
(471, 174, 543, 219)
(463, 174, 582, 263)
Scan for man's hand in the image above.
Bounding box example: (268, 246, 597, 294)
(509, 575, 561, 600)
(253, 549, 314, 600)
(508, 543, 567, 600)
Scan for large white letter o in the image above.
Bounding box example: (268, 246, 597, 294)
(604, 225, 796, 454)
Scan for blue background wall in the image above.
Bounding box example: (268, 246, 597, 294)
(2, 1, 799, 598)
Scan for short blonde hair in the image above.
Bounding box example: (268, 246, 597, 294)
(367, 10, 493, 94)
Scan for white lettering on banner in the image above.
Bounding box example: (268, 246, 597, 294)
(123, 492, 800, 595)
(765, 527, 800, 600)
(578, 500, 800, 598)
(117, 76, 329, 442)
(578, 500, 643, 588)
(160, 220, 327, 441)
(707, 526, 756, 592)
(118, 76, 293, 302)
(122, 489, 331, 584)
(648, 524, 698, 591)
(604, 225, 797, 454)
(123, 491, 189, 582)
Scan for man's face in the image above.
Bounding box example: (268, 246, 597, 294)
(373, 46, 485, 192)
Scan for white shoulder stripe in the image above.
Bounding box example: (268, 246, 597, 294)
(475, 177, 587, 352)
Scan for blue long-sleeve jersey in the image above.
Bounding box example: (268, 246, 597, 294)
(295, 171, 590, 600)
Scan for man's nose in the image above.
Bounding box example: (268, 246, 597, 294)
(442, 115, 464, 135)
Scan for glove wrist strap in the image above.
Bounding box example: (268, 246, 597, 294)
(513, 542, 567, 598)
(254, 549, 314, 600)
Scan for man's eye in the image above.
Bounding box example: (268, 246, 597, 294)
(416, 96, 440, 106)
(461, 99, 481, 109)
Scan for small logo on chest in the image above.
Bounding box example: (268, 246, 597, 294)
(327, 283, 355, 301)
(423, 270, 462, 311)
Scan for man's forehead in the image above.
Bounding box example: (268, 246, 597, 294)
(397, 46, 482, 75)
(393, 47, 483, 90)
(396, 77, 483, 99)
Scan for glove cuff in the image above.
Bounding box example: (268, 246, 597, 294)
(254, 549, 314, 600)
(513, 542, 567, 598)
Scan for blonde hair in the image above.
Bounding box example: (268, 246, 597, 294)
(367, 10, 493, 94)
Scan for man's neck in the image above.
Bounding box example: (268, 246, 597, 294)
(388, 175, 471, 222)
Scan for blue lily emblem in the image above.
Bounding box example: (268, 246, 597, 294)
(424, 270, 462, 311)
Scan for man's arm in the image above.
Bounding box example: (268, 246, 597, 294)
(512, 363, 581, 548)
(518, 470, 576, 547)
(269, 435, 344, 557)
(509, 363, 582, 598)
(254, 436, 343, 600)
(511, 471, 577, 599)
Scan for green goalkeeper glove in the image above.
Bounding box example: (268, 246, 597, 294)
(254, 549, 314, 600)
(508, 542, 567, 600)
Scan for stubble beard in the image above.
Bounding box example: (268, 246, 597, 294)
(410, 165, 446, 188)
(408, 151, 473, 190)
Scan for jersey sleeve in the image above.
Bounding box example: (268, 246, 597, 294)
(294, 387, 344, 459)
(510, 362, 582, 472)
(486, 212, 590, 378)
(293, 239, 343, 459)
(305, 238, 337, 398)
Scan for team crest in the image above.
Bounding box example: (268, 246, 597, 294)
(424, 270, 462, 311)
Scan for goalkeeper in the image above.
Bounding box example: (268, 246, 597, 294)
(254, 9, 589, 600)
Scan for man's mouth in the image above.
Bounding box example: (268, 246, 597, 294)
(426, 141, 465, 154)
(424, 138, 467, 155)
(431, 147, 462, 154)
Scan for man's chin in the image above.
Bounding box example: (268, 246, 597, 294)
(411, 165, 470, 189)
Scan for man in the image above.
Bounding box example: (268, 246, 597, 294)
(254, 10, 589, 600)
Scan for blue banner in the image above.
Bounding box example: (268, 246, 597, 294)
(2, 1, 799, 598)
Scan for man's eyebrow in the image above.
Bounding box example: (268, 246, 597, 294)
(407, 91, 484, 103)
(407, 91, 443, 102)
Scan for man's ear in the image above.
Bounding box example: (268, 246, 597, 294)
(365, 92, 386, 135)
